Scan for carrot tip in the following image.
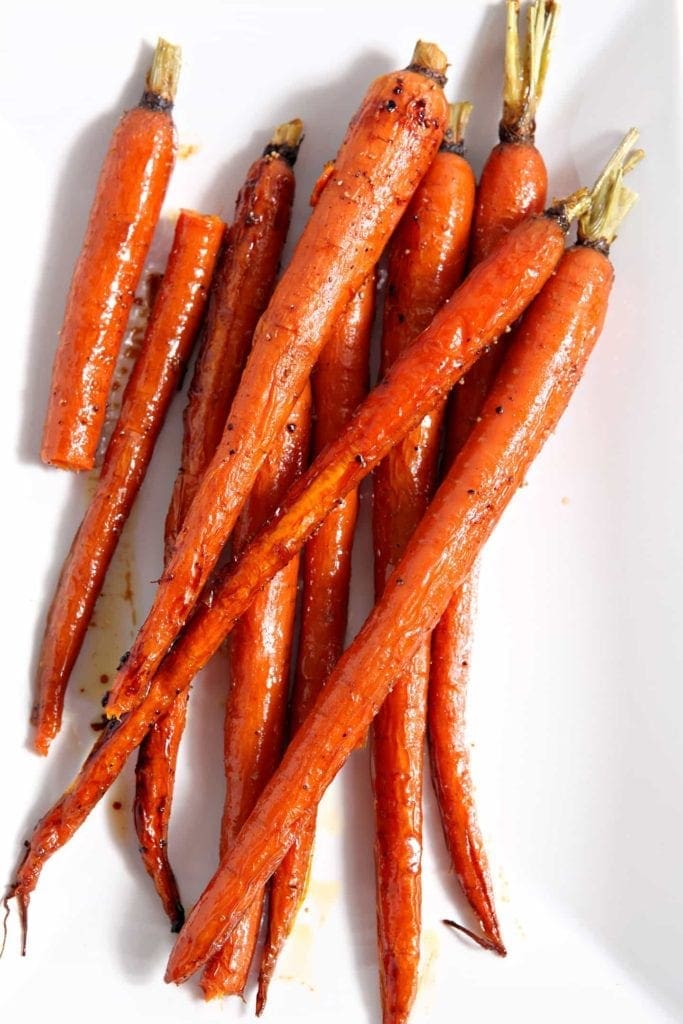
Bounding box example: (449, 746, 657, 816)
(442, 918, 506, 956)
(146, 37, 182, 104)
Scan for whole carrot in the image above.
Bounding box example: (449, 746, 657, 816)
(9, 192, 584, 928)
(257, 273, 375, 1013)
(201, 386, 311, 1001)
(41, 38, 180, 472)
(31, 210, 223, 756)
(370, 102, 475, 1024)
(134, 121, 303, 933)
(103, 41, 449, 720)
(164, 142, 639, 980)
(429, 1, 557, 949)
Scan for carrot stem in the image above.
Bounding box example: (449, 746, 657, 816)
(502, 1, 558, 141)
(578, 128, 643, 247)
(145, 37, 182, 104)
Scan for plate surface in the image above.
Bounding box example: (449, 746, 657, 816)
(1, 2, 682, 1022)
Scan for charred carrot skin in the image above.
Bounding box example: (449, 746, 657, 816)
(165, 240, 615, 983)
(41, 40, 180, 472)
(10, 206, 573, 922)
(257, 274, 374, 1012)
(201, 386, 311, 1000)
(104, 44, 449, 719)
(134, 124, 303, 933)
(371, 112, 476, 1024)
(428, 4, 555, 948)
(31, 210, 223, 756)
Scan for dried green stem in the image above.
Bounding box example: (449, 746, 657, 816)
(578, 129, 644, 248)
(263, 118, 305, 166)
(501, 1, 558, 142)
(449, 101, 474, 145)
(408, 40, 449, 84)
(145, 37, 182, 104)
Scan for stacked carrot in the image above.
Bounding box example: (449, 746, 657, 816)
(8, 7, 644, 1023)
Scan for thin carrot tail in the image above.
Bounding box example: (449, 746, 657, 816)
(256, 819, 315, 1015)
(442, 918, 507, 956)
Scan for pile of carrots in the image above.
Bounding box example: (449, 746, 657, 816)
(8, 4, 643, 1021)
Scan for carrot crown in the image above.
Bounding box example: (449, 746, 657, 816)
(408, 40, 448, 87)
(578, 129, 644, 251)
(501, 0, 558, 143)
(264, 119, 305, 166)
(141, 37, 182, 110)
(440, 101, 473, 155)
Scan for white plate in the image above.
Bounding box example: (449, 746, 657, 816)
(1, 2, 682, 1022)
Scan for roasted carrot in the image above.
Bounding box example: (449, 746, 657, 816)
(31, 210, 223, 756)
(201, 386, 311, 1001)
(163, 143, 638, 980)
(257, 273, 375, 1013)
(103, 41, 449, 720)
(453, 0, 557, 452)
(133, 121, 303, 933)
(370, 101, 475, 1024)
(41, 38, 180, 472)
(428, 2, 557, 949)
(9, 191, 585, 930)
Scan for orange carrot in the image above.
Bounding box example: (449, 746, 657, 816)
(31, 210, 223, 756)
(134, 121, 303, 933)
(257, 273, 375, 1013)
(429, 1, 557, 949)
(201, 387, 311, 1001)
(9, 192, 584, 931)
(165, 139, 637, 978)
(103, 41, 449, 720)
(41, 39, 180, 472)
(370, 101, 475, 1023)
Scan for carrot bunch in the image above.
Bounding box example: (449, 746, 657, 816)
(6, 12, 645, 1024)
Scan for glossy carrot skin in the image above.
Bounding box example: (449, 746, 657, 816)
(257, 276, 374, 1011)
(165, 142, 300, 549)
(371, 142, 475, 1024)
(134, 140, 299, 932)
(429, 137, 547, 948)
(105, 59, 448, 719)
(41, 98, 177, 472)
(10, 212, 567, 916)
(165, 244, 615, 982)
(31, 211, 223, 756)
(201, 387, 311, 1000)
(429, 567, 505, 948)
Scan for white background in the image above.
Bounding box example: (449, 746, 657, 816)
(0, 2, 682, 1022)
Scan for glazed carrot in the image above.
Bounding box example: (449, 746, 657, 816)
(257, 273, 375, 1013)
(133, 121, 303, 933)
(166, 142, 639, 980)
(31, 210, 223, 756)
(429, 2, 557, 949)
(201, 386, 311, 1001)
(453, 0, 557, 451)
(370, 102, 475, 1024)
(103, 41, 449, 720)
(10, 192, 584, 928)
(41, 38, 180, 472)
